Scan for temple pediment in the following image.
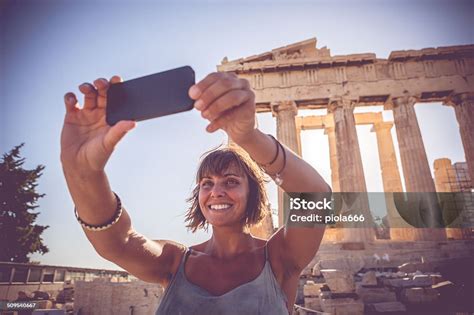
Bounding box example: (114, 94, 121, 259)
(219, 37, 379, 71)
(221, 38, 330, 64)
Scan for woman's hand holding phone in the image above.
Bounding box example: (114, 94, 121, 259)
(61, 70, 256, 173)
(190, 72, 257, 145)
(60, 76, 136, 173)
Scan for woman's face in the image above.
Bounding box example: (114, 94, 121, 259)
(198, 163, 250, 229)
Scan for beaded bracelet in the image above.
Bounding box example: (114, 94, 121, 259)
(74, 192, 123, 232)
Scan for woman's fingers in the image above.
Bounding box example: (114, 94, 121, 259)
(192, 73, 255, 135)
(63, 92, 79, 113)
(194, 76, 248, 111)
(103, 120, 136, 152)
(94, 78, 110, 108)
(189, 72, 220, 100)
(206, 107, 240, 133)
(201, 89, 251, 121)
(64, 75, 121, 115)
(190, 73, 244, 111)
(79, 83, 98, 110)
(110, 75, 123, 84)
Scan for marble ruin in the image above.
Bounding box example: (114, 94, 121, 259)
(221, 38, 474, 314)
(219, 38, 474, 243)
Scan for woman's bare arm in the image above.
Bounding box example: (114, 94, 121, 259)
(236, 129, 330, 272)
(61, 77, 182, 285)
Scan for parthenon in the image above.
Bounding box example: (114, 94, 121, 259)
(218, 38, 474, 243)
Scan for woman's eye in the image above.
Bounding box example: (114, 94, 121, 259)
(201, 181, 212, 188)
(227, 179, 239, 185)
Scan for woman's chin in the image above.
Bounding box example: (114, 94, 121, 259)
(207, 217, 243, 229)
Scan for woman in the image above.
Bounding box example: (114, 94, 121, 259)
(60, 72, 330, 314)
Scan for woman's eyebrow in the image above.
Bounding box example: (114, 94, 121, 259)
(223, 173, 242, 177)
(200, 173, 242, 179)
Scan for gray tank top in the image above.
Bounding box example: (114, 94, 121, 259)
(155, 244, 289, 315)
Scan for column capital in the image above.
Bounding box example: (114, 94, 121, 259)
(271, 100, 298, 117)
(371, 121, 394, 133)
(327, 97, 357, 113)
(444, 92, 474, 107)
(387, 95, 417, 110)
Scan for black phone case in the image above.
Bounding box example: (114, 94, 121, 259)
(106, 66, 195, 126)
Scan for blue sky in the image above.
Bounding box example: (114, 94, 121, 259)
(1, 0, 472, 270)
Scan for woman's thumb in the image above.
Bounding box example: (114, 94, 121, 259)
(103, 120, 136, 152)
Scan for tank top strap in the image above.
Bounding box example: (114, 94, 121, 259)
(178, 247, 192, 272)
(264, 241, 269, 261)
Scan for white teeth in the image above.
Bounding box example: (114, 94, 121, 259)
(209, 204, 232, 210)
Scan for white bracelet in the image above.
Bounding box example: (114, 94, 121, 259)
(74, 192, 123, 231)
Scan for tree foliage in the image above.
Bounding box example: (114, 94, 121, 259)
(0, 143, 49, 262)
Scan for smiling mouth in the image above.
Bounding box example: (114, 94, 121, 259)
(208, 204, 233, 211)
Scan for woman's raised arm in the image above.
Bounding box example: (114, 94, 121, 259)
(60, 76, 182, 286)
(190, 72, 331, 273)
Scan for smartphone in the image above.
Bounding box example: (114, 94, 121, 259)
(106, 66, 195, 126)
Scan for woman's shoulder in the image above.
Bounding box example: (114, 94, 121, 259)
(151, 239, 187, 280)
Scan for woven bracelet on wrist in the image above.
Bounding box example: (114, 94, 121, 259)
(273, 141, 287, 186)
(256, 134, 287, 186)
(260, 135, 280, 168)
(74, 192, 123, 232)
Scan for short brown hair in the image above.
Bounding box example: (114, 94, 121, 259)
(185, 145, 269, 232)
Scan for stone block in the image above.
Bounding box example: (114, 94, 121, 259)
(35, 300, 53, 309)
(432, 280, 454, 290)
(429, 274, 443, 285)
(398, 262, 434, 273)
(74, 279, 164, 314)
(317, 257, 365, 274)
(312, 261, 322, 276)
(303, 281, 324, 297)
(319, 291, 331, 299)
(402, 287, 439, 304)
(321, 298, 364, 315)
(304, 297, 322, 311)
(355, 285, 397, 304)
(361, 271, 377, 286)
(412, 275, 434, 287)
(385, 277, 414, 288)
(301, 266, 312, 276)
(386, 274, 437, 288)
(341, 242, 365, 250)
(369, 301, 407, 312)
(321, 269, 355, 293)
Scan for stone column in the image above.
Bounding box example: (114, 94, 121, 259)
(433, 158, 466, 240)
(328, 98, 375, 242)
(325, 124, 340, 192)
(446, 93, 474, 188)
(272, 101, 299, 227)
(371, 122, 417, 241)
(323, 117, 343, 243)
(296, 126, 303, 157)
(391, 96, 437, 192)
(372, 122, 403, 192)
(391, 96, 446, 240)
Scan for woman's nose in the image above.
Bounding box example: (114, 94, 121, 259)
(210, 183, 226, 197)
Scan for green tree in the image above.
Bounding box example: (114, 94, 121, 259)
(0, 143, 49, 262)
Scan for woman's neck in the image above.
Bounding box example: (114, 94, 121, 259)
(205, 226, 255, 259)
